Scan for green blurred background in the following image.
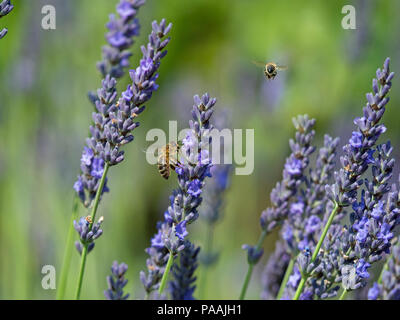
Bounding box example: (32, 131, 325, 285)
(0, 0, 399, 299)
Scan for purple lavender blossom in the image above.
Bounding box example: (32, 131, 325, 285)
(290, 202, 304, 216)
(336, 141, 400, 291)
(104, 261, 130, 300)
(140, 94, 217, 295)
(259, 115, 316, 234)
(169, 241, 200, 300)
(299, 59, 399, 299)
(355, 259, 371, 279)
(368, 242, 400, 300)
(368, 282, 381, 300)
(270, 134, 339, 298)
(187, 179, 202, 197)
(75, 19, 172, 207)
(0, 0, 14, 39)
(97, 0, 145, 79)
(305, 216, 321, 234)
(285, 157, 303, 176)
(74, 146, 109, 206)
(326, 58, 394, 208)
(349, 131, 363, 149)
(261, 241, 290, 300)
(288, 267, 301, 288)
(74, 216, 104, 255)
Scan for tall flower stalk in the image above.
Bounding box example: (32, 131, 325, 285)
(293, 57, 395, 300)
(275, 134, 339, 299)
(60, 1, 171, 299)
(74, 19, 171, 298)
(57, 0, 147, 300)
(140, 94, 216, 298)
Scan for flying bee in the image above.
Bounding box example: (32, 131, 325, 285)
(252, 61, 287, 80)
(157, 141, 181, 180)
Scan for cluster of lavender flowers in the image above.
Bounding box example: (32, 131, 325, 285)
(300, 58, 398, 299)
(98, 0, 145, 79)
(104, 261, 130, 300)
(0, 0, 14, 39)
(71, 0, 172, 267)
(260, 132, 339, 300)
(282, 134, 340, 256)
(368, 239, 400, 300)
(74, 18, 172, 208)
(140, 94, 216, 296)
(169, 241, 200, 300)
(257, 58, 400, 300)
(261, 241, 291, 299)
(74, 216, 104, 255)
(88, 0, 145, 104)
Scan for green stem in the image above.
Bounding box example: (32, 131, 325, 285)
(339, 289, 348, 300)
(239, 229, 267, 300)
(57, 195, 79, 300)
(159, 251, 174, 295)
(276, 257, 296, 300)
(74, 162, 110, 300)
(293, 202, 339, 300)
(75, 244, 88, 300)
(239, 264, 254, 300)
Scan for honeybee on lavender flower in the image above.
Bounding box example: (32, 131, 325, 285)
(252, 61, 287, 80)
(157, 141, 181, 180)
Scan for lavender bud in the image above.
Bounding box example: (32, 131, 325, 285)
(104, 261, 130, 300)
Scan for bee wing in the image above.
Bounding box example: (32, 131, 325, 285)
(252, 60, 266, 68)
(276, 65, 288, 70)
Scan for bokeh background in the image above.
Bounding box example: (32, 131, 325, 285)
(0, 0, 399, 299)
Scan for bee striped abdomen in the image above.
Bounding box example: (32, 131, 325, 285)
(158, 144, 170, 179)
(158, 142, 181, 180)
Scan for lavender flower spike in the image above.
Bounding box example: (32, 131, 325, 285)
(261, 115, 316, 235)
(368, 240, 400, 300)
(293, 57, 396, 300)
(282, 134, 339, 257)
(140, 94, 216, 295)
(326, 57, 394, 208)
(75, 19, 172, 207)
(98, 0, 145, 80)
(0, 0, 14, 39)
(74, 216, 104, 255)
(169, 241, 200, 300)
(89, 0, 145, 105)
(261, 241, 291, 300)
(104, 261, 130, 300)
